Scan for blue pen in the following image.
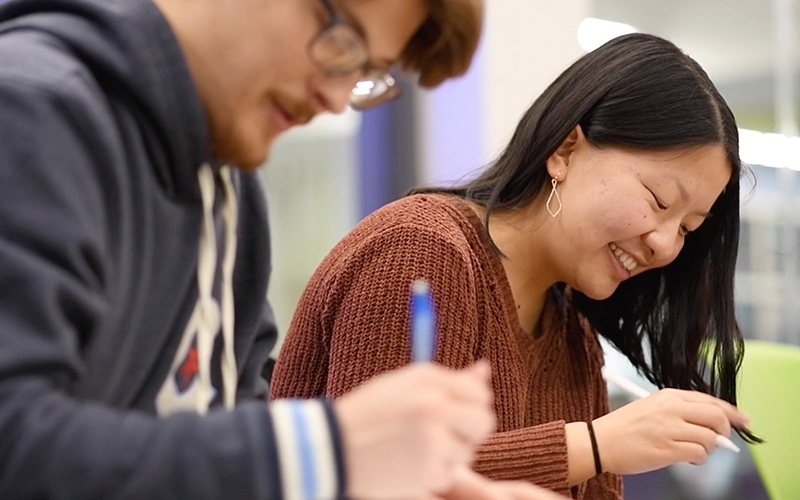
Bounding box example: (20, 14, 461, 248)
(410, 279, 436, 363)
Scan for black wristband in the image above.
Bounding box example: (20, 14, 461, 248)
(586, 420, 603, 476)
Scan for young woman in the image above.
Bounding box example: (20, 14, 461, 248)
(270, 33, 757, 499)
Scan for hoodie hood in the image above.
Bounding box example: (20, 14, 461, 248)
(0, 0, 210, 201)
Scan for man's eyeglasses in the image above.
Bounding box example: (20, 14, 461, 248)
(308, 0, 401, 110)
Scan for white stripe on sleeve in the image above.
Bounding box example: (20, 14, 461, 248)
(270, 399, 339, 500)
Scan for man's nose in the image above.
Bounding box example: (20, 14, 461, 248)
(311, 72, 362, 114)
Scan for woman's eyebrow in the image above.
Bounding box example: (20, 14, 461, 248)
(668, 174, 710, 217)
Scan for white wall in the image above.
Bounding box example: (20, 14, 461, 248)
(417, 0, 589, 184)
(482, 0, 589, 160)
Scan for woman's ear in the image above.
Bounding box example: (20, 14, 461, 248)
(545, 125, 585, 181)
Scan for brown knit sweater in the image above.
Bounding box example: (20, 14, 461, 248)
(270, 194, 623, 499)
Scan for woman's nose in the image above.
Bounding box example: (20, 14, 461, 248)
(642, 221, 684, 266)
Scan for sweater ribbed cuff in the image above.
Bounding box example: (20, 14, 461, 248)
(269, 399, 346, 500)
(473, 420, 570, 495)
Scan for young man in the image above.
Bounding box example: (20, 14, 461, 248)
(0, 0, 567, 499)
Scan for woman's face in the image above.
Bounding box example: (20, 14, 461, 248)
(545, 127, 731, 300)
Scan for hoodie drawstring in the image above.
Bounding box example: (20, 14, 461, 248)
(155, 163, 239, 415)
(196, 163, 238, 411)
(218, 166, 238, 409)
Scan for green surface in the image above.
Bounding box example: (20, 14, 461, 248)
(738, 340, 800, 500)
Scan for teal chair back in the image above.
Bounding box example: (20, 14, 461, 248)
(738, 340, 800, 500)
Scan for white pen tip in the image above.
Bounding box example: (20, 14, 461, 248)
(717, 436, 741, 453)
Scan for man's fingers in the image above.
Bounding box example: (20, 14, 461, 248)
(494, 481, 569, 500)
(442, 403, 497, 444)
(438, 468, 498, 500)
(424, 362, 493, 406)
(438, 468, 569, 500)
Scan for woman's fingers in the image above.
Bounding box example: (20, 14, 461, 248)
(670, 420, 720, 456)
(660, 388, 749, 427)
(670, 440, 713, 466)
(678, 400, 732, 439)
(591, 387, 747, 475)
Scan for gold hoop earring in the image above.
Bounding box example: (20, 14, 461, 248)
(546, 177, 562, 217)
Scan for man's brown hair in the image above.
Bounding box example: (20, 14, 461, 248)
(401, 0, 483, 87)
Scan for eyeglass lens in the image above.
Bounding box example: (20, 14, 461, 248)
(310, 0, 401, 109)
(349, 71, 401, 110)
(310, 24, 368, 74)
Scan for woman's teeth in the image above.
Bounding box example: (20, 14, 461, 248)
(610, 243, 638, 271)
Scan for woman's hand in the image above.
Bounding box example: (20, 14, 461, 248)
(592, 388, 750, 474)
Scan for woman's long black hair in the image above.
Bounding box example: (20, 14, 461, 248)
(412, 33, 758, 442)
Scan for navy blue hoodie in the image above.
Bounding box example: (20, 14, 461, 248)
(0, 0, 345, 498)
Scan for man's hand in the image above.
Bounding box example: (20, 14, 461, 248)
(436, 467, 569, 500)
(335, 361, 495, 499)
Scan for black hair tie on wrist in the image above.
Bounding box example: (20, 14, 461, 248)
(586, 420, 603, 476)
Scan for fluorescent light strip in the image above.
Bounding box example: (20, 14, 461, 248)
(739, 128, 800, 170)
(577, 17, 637, 52)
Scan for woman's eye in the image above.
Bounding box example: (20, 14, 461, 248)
(648, 189, 668, 210)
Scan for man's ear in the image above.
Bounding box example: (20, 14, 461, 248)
(545, 125, 585, 181)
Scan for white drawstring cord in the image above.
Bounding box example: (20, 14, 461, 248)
(155, 163, 239, 415)
(195, 163, 222, 413)
(219, 166, 238, 409)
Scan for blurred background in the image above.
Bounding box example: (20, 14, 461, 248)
(261, 1, 800, 498)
